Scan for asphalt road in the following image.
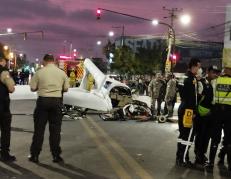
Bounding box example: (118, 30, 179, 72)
(0, 100, 229, 179)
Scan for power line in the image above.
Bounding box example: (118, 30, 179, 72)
(162, 6, 183, 28)
(176, 21, 231, 39)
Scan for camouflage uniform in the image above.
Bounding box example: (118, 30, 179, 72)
(165, 77, 177, 117)
(148, 74, 164, 115)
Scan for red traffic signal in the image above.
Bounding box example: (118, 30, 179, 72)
(170, 53, 180, 65)
(96, 9, 101, 20)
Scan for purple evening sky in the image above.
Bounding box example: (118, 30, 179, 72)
(0, 0, 230, 61)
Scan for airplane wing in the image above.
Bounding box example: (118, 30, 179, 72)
(10, 85, 37, 100)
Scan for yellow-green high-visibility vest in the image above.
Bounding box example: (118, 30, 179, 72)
(214, 76, 231, 105)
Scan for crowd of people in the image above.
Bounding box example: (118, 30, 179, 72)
(10, 69, 30, 85)
(125, 72, 178, 119)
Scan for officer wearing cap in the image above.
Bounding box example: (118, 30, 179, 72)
(28, 54, 69, 163)
(194, 65, 219, 166)
(0, 51, 16, 162)
(206, 61, 231, 171)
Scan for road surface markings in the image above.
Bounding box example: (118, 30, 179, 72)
(80, 119, 132, 179)
(87, 117, 154, 179)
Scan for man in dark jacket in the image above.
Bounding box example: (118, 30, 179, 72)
(194, 66, 219, 166)
(176, 58, 201, 167)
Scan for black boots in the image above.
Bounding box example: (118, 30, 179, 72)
(176, 144, 193, 167)
(217, 147, 226, 166)
(1, 152, 16, 162)
(28, 154, 39, 163)
(28, 154, 63, 163)
(53, 155, 64, 163)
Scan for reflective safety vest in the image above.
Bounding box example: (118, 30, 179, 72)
(214, 76, 231, 105)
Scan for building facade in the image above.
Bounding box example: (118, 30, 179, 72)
(115, 36, 223, 72)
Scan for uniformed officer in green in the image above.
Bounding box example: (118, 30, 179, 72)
(29, 54, 69, 163)
(0, 52, 16, 162)
(148, 73, 165, 116)
(164, 73, 177, 118)
(206, 61, 231, 171)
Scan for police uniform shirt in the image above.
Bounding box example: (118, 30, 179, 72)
(30, 64, 69, 97)
(213, 74, 231, 105)
(181, 71, 198, 111)
(0, 70, 15, 89)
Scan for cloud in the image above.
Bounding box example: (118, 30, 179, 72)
(0, 0, 66, 20)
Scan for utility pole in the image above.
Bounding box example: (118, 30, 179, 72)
(112, 25, 125, 47)
(163, 7, 183, 28)
(162, 7, 182, 72)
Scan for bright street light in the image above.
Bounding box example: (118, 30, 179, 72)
(108, 31, 114, 37)
(109, 53, 114, 58)
(180, 14, 191, 25)
(7, 28, 12, 33)
(3, 45, 9, 50)
(97, 41, 102, 45)
(19, 53, 23, 57)
(152, 19, 159, 26)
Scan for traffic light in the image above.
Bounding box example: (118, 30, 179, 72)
(73, 50, 77, 58)
(170, 53, 178, 65)
(96, 9, 101, 20)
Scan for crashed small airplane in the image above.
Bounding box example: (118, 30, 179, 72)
(10, 58, 178, 122)
(10, 58, 136, 112)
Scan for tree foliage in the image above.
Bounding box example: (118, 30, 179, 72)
(110, 42, 167, 75)
(110, 45, 136, 75)
(134, 43, 167, 74)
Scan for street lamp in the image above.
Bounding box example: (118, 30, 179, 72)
(108, 31, 114, 37)
(7, 28, 12, 33)
(3, 45, 9, 51)
(151, 19, 175, 71)
(180, 14, 191, 26)
(96, 40, 102, 45)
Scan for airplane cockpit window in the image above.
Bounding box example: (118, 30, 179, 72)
(109, 86, 132, 107)
(104, 81, 112, 89)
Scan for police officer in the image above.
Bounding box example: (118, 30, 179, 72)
(194, 66, 219, 166)
(0, 52, 16, 162)
(206, 62, 231, 171)
(176, 58, 201, 167)
(28, 54, 69, 163)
